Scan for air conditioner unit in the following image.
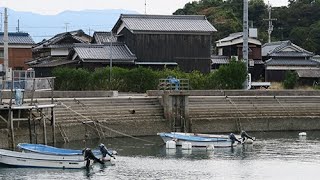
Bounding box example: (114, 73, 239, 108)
(249, 60, 255, 67)
(231, 56, 238, 61)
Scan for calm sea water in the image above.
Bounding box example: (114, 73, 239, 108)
(1, 131, 320, 180)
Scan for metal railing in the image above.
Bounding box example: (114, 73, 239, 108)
(158, 78, 189, 90)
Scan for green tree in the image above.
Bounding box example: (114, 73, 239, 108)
(283, 71, 298, 89)
(207, 60, 247, 89)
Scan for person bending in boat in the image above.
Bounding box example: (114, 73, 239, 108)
(240, 131, 254, 143)
(99, 143, 116, 161)
(83, 148, 104, 168)
(229, 133, 242, 145)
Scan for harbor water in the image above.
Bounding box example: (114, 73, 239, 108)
(1, 131, 320, 180)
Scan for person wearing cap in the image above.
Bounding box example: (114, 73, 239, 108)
(99, 143, 116, 161)
(240, 130, 254, 143)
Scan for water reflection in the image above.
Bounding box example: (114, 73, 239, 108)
(1, 131, 320, 179)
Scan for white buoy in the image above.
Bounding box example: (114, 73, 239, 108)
(181, 142, 192, 150)
(299, 132, 307, 136)
(206, 144, 215, 151)
(166, 140, 176, 149)
(244, 138, 254, 144)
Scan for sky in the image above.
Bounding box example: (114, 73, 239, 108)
(0, 0, 289, 15)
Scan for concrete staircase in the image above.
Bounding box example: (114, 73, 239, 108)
(52, 97, 165, 124)
(189, 96, 320, 133)
(189, 96, 320, 119)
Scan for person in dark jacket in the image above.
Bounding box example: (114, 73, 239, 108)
(83, 148, 104, 168)
(240, 130, 254, 143)
(229, 133, 242, 145)
(99, 143, 116, 161)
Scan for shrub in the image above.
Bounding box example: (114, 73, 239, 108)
(283, 71, 298, 89)
(206, 60, 247, 89)
(52, 67, 90, 90)
(124, 67, 158, 93)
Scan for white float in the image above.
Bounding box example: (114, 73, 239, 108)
(206, 144, 214, 151)
(299, 132, 307, 136)
(166, 140, 177, 149)
(244, 139, 254, 144)
(181, 142, 192, 150)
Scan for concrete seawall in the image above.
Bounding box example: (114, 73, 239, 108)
(0, 90, 320, 148)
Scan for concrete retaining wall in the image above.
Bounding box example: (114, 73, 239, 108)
(191, 116, 320, 133)
(147, 90, 320, 96)
(1, 90, 320, 148)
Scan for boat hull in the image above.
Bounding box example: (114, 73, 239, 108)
(0, 149, 88, 169)
(158, 132, 237, 148)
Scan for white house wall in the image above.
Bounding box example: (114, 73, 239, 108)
(51, 49, 69, 56)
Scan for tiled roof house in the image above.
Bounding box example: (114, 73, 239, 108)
(262, 41, 320, 81)
(0, 32, 35, 70)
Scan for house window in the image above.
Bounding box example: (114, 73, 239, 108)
(0, 50, 4, 58)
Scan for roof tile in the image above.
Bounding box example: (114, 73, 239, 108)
(0, 32, 34, 45)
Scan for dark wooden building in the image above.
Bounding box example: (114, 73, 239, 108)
(112, 14, 217, 73)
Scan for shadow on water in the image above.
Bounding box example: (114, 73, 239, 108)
(84, 163, 112, 179)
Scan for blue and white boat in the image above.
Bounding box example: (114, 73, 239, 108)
(17, 143, 116, 161)
(17, 143, 99, 156)
(0, 148, 91, 169)
(157, 132, 239, 148)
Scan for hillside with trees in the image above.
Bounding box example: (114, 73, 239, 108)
(174, 0, 320, 54)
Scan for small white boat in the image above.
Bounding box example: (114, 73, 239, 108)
(157, 132, 238, 148)
(0, 149, 90, 169)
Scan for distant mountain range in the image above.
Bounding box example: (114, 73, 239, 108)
(1, 8, 138, 43)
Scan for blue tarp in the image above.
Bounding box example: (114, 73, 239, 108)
(167, 76, 180, 90)
(17, 143, 101, 156)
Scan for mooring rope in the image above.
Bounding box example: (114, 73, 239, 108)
(59, 101, 155, 144)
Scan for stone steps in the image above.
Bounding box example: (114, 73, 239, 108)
(55, 114, 165, 123)
(189, 96, 320, 119)
(47, 97, 166, 123)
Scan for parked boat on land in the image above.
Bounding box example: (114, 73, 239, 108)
(158, 132, 255, 148)
(0, 148, 90, 169)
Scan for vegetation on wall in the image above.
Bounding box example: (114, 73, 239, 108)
(52, 63, 247, 92)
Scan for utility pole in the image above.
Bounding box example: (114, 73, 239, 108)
(64, 23, 69, 32)
(263, 3, 277, 43)
(145, 0, 147, 14)
(16, 19, 20, 32)
(4, 8, 9, 81)
(109, 31, 113, 82)
(0, 13, 3, 31)
(243, 0, 249, 89)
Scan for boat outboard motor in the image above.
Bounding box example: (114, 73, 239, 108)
(99, 143, 116, 160)
(240, 131, 254, 142)
(229, 133, 241, 145)
(83, 148, 104, 168)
